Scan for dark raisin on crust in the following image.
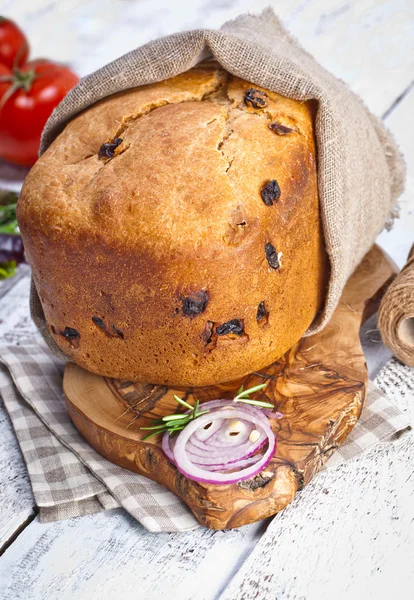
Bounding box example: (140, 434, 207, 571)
(256, 301, 269, 322)
(244, 88, 268, 109)
(62, 327, 80, 339)
(92, 316, 106, 329)
(265, 243, 281, 270)
(92, 316, 124, 339)
(269, 123, 293, 135)
(261, 180, 281, 206)
(201, 320, 214, 345)
(111, 324, 124, 339)
(61, 327, 80, 348)
(216, 319, 244, 336)
(98, 138, 122, 159)
(182, 290, 209, 318)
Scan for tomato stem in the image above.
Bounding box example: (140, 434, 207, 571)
(0, 68, 37, 110)
(13, 42, 29, 70)
(12, 68, 37, 91)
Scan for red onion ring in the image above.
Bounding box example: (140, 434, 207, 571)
(204, 420, 254, 446)
(193, 417, 223, 441)
(185, 432, 267, 461)
(201, 454, 262, 472)
(172, 408, 276, 484)
(162, 431, 176, 464)
(185, 437, 265, 465)
(162, 433, 266, 471)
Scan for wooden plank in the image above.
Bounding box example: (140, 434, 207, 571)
(377, 88, 414, 268)
(278, 0, 414, 116)
(0, 510, 266, 600)
(0, 401, 35, 552)
(0, 275, 36, 345)
(218, 381, 414, 600)
(0, 274, 37, 549)
(0, 264, 31, 301)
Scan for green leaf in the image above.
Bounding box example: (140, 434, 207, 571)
(236, 398, 274, 408)
(194, 410, 209, 418)
(168, 425, 186, 433)
(162, 414, 191, 422)
(0, 220, 19, 234)
(0, 260, 16, 280)
(173, 394, 194, 411)
(139, 424, 170, 431)
(192, 398, 199, 420)
(234, 383, 267, 400)
(237, 385, 244, 395)
(0, 195, 19, 234)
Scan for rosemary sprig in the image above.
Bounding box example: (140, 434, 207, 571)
(233, 383, 273, 408)
(140, 383, 274, 440)
(140, 395, 208, 441)
(173, 394, 194, 411)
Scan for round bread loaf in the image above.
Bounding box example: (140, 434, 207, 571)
(18, 62, 329, 386)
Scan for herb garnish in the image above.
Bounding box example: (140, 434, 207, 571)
(0, 191, 19, 235)
(140, 384, 273, 440)
(233, 384, 273, 408)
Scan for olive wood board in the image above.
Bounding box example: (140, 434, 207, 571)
(63, 245, 396, 530)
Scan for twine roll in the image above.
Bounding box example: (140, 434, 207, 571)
(378, 244, 414, 367)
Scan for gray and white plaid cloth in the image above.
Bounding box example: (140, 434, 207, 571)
(0, 343, 410, 533)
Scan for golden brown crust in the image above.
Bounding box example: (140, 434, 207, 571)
(18, 63, 328, 386)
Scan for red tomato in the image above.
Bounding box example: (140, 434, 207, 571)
(0, 16, 29, 69)
(0, 59, 79, 166)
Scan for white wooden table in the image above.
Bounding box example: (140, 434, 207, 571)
(0, 2, 413, 598)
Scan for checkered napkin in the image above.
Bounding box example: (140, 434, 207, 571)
(0, 343, 411, 533)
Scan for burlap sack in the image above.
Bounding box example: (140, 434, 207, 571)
(31, 8, 405, 360)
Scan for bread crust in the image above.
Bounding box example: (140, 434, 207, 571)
(18, 63, 328, 386)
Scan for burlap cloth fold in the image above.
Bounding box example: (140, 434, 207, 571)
(0, 341, 411, 532)
(31, 8, 405, 356)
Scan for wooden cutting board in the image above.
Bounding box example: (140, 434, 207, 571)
(63, 245, 396, 530)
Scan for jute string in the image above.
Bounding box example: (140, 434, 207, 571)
(378, 244, 414, 367)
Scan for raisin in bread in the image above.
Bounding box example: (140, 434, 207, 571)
(18, 63, 329, 386)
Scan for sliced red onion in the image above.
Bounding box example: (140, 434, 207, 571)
(200, 454, 262, 472)
(189, 430, 222, 450)
(185, 437, 265, 466)
(185, 431, 267, 461)
(173, 409, 276, 484)
(163, 424, 265, 466)
(181, 399, 272, 432)
(203, 419, 254, 447)
(193, 418, 223, 441)
(162, 431, 176, 464)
